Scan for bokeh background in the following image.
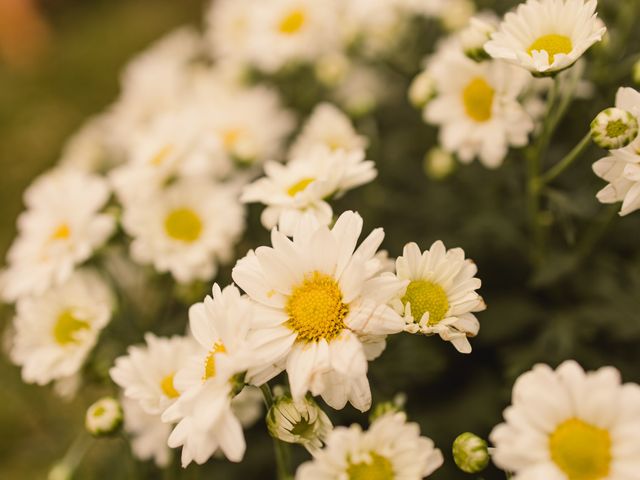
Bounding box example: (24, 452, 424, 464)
(1, 0, 639, 478)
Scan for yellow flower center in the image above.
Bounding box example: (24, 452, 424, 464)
(462, 77, 494, 122)
(402, 280, 449, 325)
(160, 373, 180, 398)
(222, 128, 241, 151)
(53, 309, 90, 345)
(347, 452, 395, 480)
(287, 177, 315, 197)
(164, 208, 203, 243)
(528, 34, 573, 63)
(150, 145, 173, 166)
(286, 272, 349, 342)
(203, 342, 227, 381)
(278, 9, 306, 35)
(50, 223, 71, 241)
(549, 418, 611, 480)
(606, 119, 628, 138)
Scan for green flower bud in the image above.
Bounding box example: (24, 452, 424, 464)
(591, 108, 639, 150)
(452, 432, 490, 474)
(85, 397, 123, 437)
(423, 148, 456, 180)
(369, 393, 406, 423)
(409, 71, 436, 109)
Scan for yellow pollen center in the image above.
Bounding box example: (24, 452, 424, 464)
(203, 342, 227, 381)
(287, 177, 315, 197)
(50, 223, 71, 241)
(160, 373, 180, 398)
(150, 145, 173, 166)
(462, 77, 494, 122)
(286, 272, 349, 342)
(53, 309, 90, 345)
(278, 9, 306, 35)
(347, 452, 395, 480)
(549, 418, 611, 480)
(222, 128, 241, 150)
(164, 208, 203, 243)
(528, 34, 573, 63)
(402, 280, 449, 325)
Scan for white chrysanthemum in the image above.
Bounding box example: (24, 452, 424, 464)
(122, 397, 172, 467)
(110, 333, 197, 415)
(593, 87, 640, 216)
(122, 178, 245, 283)
(484, 0, 606, 76)
(205, 0, 257, 65)
(296, 412, 444, 479)
(490, 360, 640, 480)
(392, 241, 485, 354)
(10, 269, 114, 387)
(232, 211, 407, 411)
(161, 284, 277, 466)
(423, 42, 535, 168)
(289, 103, 368, 158)
(1, 169, 115, 301)
(242, 146, 376, 236)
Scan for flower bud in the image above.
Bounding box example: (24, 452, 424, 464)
(460, 17, 496, 62)
(315, 52, 350, 87)
(633, 60, 640, 85)
(591, 107, 639, 150)
(424, 147, 456, 180)
(452, 432, 490, 473)
(48, 463, 73, 480)
(369, 393, 406, 423)
(85, 397, 123, 437)
(409, 71, 436, 109)
(266, 393, 332, 453)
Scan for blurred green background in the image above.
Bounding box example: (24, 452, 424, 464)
(1, 0, 639, 479)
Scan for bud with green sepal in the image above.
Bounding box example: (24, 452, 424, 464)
(85, 397, 123, 437)
(460, 17, 497, 62)
(369, 393, 407, 423)
(590, 107, 639, 150)
(452, 432, 490, 474)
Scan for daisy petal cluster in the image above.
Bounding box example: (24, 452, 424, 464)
(490, 360, 640, 479)
(296, 412, 444, 479)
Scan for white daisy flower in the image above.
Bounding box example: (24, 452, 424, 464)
(593, 87, 640, 216)
(121, 397, 172, 467)
(122, 178, 245, 283)
(296, 412, 444, 479)
(484, 0, 606, 76)
(242, 146, 376, 236)
(10, 268, 114, 387)
(161, 284, 276, 466)
(205, 0, 258, 66)
(85, 397, 123, 436)
(1, 169, 115, 301)
(232, 211, 407, 411)
(289, 103, 368, 159)
(490, 360, 640, 480)
(590, 107, 639, 150)
(423, 42, 535, 168)
(392, 241, 485, 354)
(110, 333, 197, 415)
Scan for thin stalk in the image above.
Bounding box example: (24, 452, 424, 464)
(540, 133, 592, 185)
(260, 384, 293, 480)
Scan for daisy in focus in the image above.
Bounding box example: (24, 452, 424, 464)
(122, 178, 245, 283)
(484, 0, 606, 76)
(10, 268, 114, 390)
(295, 412, 444, 479)
(421, 41, 535, 168)
(1, 168, 115, 301)
(490, 360, 640, 480)
(392, 241, 485, 354)
(232, 211, 407, 411)
(242, 146, 376, 236)
(593, 87, 640, 216)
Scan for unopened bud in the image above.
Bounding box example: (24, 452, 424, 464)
(369, 393, 406, 422)
(460, 17, 496, 62)
(409, 71, 437, 109)
(424, 147, 456, 180)
(452, 432, 490, 474)
(591, 107, 639, 150)
(85, 397, 123, 437)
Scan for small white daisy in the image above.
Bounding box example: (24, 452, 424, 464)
(2, 169, 115, 301)
(10, 268, 114, 387)
(122, 178, 245, 283)
(161, 284, 277, 466)
(296, 412, 444, 479)
(289, 103, 368, 159)
(242, 146, 376, 236)
(422, 41, 535, 168)
(593, 87, 640, 216)
(484, 0, 606, 76)
(392, 241, 485, 354)
(110, 333, 197, 415)
(232, 211, 407, 411)
(490, 360, 640, 480)
(121, 397, 173, 467)
(85, 397, 123, 436)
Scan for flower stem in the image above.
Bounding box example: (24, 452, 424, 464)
(540, 132, 592, 185)
(261, 384, 293, 480)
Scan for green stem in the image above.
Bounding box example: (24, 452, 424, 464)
(540, 133, 592, 185)
(52, 432, 94, 477)
(260, 384, 293, 480)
